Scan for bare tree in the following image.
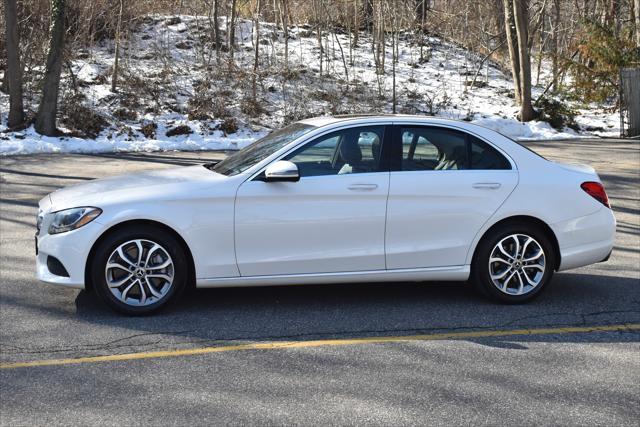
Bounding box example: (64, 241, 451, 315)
(503, 0, 522, 104)
(279, 0, 289, 68)
(416, 0, 428, 28)
(111, 0, 124, 92)
(314, 0, 324, 76)
(353, 0, 360, 48)
(392, 3, 399, 113)
(551, 0, 560, 92)
(363, 0, 373, 31)
(213, 0, 221, 60)
(35, 0, 66, 136)
(635, 0, 640, 47)
(4, 0, 25, 128)
(228, 0, 238, 58)
(512, 0, 535, 121)
(252, 0, 262, 102)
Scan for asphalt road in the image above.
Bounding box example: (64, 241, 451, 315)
(0, 140, 639, 426)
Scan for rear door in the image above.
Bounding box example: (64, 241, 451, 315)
(385, 125, 518, 269)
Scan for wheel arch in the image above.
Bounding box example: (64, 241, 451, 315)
(84, 219, 196, 292)
(472, 215, 561, 271)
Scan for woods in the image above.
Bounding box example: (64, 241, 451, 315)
(1, 0, 639, 139)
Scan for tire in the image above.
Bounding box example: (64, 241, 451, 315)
(90, 224, 188, 315)
(471, 221, 556, 303)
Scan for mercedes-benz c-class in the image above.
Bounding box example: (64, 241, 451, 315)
(36, 116, 616, 314)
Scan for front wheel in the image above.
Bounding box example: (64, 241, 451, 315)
(91, 225, 188, 315)
(472, 222, 556, 303)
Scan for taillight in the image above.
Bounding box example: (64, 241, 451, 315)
(581, 181, 610, 208)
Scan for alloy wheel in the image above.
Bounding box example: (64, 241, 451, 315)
(488, 234, 546, 296)
(105, 239, 174, 306)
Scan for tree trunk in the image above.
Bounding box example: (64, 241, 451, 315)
(111, 0, 124, 92)
(416, 0, 428, 29)
(392, 16, 398, 113)
(315, 0, 323, 77)
(35, 0, 65, 136)
(512, 0, 536, 122)
(281, 0, 289, 69)
(4, 0, 25, 128)
(363, 0, 373, 32)
(353, 0, 359, 48)
(213, 0, 220, 61)
(635, 0, 640, 47)
(252, 0, 261, 102)
(552, 0, 560, 92)
(228, 0, 237, 57)
(502, 0, 521, 104)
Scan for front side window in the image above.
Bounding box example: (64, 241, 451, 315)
(284, 126, 386, 177)
(397, 126, 510, 171)
(212, 123, 316, 176)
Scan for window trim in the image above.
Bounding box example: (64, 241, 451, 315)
(389, 124, 516, 172)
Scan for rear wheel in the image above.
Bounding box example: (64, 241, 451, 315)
(472, 222, 556, 303)
(91, 225, 188, 315)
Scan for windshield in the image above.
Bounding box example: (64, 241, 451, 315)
(210, 123, 316, 176)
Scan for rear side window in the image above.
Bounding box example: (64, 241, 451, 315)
(399, 127, 467, 171)
(469, 136, 511, 170)
(395, 126, 511, 171)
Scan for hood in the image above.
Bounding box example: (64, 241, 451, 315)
(44, 165, 227, 211)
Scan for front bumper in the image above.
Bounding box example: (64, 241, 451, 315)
(36, 220, 105, 289)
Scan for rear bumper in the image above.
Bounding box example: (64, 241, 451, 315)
(552, 207, 616, 272)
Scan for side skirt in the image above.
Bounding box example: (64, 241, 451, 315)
(196, 265, 470, 288)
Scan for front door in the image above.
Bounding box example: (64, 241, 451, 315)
(235, 125, 390, 276)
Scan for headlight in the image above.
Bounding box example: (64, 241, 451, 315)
(48, 207, 102, 235)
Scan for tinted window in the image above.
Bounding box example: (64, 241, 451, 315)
(285, 126, 385, 177)
(469, 136, 511, 170)
(399, 127, 467, 171)
(397, 126, 511, 171)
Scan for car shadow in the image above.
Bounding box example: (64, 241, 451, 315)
(72, 272, 640, 348)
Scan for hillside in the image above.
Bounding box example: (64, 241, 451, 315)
(0, 15, 620, 155)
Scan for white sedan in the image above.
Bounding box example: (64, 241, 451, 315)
(36, 116, 616, 314)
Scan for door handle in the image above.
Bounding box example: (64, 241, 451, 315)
(472, 182, 501, 189)
(348, 183, 378, 191)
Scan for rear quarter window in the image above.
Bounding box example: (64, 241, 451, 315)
(469, 136, 512, 170)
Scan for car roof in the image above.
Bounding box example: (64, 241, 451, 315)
(298, 114, 473, 128)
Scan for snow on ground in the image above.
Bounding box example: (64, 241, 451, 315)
(0, 124, 264, 155)
(0, 15, 620, 156)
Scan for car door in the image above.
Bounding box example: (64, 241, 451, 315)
(234, 124, 390, 276)
(385, 124, 518, 269)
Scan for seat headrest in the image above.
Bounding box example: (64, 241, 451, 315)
(371, 135, 381, 165)
(339, 133, 362, 164)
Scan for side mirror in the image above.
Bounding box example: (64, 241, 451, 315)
(263, 160, 300, 182)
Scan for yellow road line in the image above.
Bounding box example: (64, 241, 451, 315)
(1, 323, 638, 370)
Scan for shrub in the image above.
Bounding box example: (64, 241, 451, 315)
(217, 118, 239, 135)
(166, 125, 193, 137)
(61, 95, 108, 138)
(139, 121, 157, 139)
(113, 108, 137, 121)
(536, 96, 578, 130)
(241, 98, 266, 117)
